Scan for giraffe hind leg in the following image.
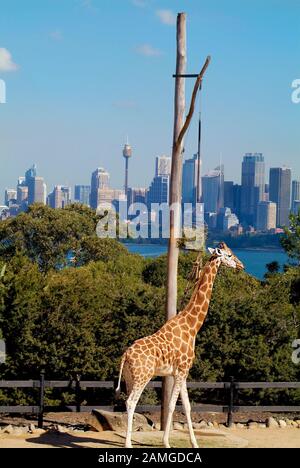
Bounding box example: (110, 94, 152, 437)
(180, 380, 199, 448)
(125, 383, 148, 448)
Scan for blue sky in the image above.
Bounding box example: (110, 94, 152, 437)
(0, 0, 299, 198)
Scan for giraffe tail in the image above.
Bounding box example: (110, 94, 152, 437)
(115, 353, 126, 399)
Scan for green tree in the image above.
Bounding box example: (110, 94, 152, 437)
(191, 267, 299, 385)
(281, 211, 300, 265)
(0, 204, 125, 272)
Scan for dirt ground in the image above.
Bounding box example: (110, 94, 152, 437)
(0, 427, 299, 449)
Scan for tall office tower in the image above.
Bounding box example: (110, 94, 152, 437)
(155, 155, 172, 177)
(224, 181, 234, 210)
(18, 176, 25, 186)
(147, 176, 170, 206)
(293, 201, 300, 215)
(269, 167, 292, 227)
(24, 164, 46, 206)
(27, 177, 46, 205)
(127, 187, 147, 205)
(90, 168, 110, 209)
(232, 184, 242, 216)
(240, 153, 265, 226)
(202, 166, 224, 214)
(48, 186, 71, 209)
(96, 187, 123, 205)
(4, 189, 17, 206)
(256, 201, 277, 231)
(17, 185, 28, 204)
(291, 180, 300, 214)
(89, 187, 126, 214)
(16, 185, 28, 212)
(123, 141, 132, 197)
(25, 164, 37, 184)
(74, 185, 91, 206)
(182, 154, 200, 204)
(264, 183, 270, 201)
(218, 207, 239, 232)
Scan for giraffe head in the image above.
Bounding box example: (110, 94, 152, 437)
(208, 242, 244, 271)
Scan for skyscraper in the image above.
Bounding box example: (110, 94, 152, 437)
(90, 168, 110, 209)
(240, 153, 265, 225)
(293, 201, 300, 215)
(74, 185, 91, 206)
(269, 167, 291, 227)
(256, 201, 277, 231)
(127, 187, 147, 206)
(232, 184, 242, 217)
(202, 166, 224, 214)
(291, 180, 300, 214)
(218, 207, 239, 231)
(224, 181, 234, 210)
(27, 177, 46, 205)
(48, 186, 71, 209)
(25, 164, 37, 184)
(147, 176, 169, 206)
(155, 155, 172, 177)
(17, 185, 28, 205)
(182, 154, 199, 204)
(22, 164, 47, 206)
(4, 189, 17, 206)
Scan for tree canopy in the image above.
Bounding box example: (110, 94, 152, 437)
(281, 211, 300, 265)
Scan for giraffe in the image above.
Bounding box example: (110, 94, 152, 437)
(116, 242, 244, 448)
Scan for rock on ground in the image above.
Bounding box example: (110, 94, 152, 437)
(266, 417, 278, 428)
(278, 420, 287, 428)
(91, 410, 153, 432)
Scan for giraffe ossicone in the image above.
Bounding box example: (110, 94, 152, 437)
(116, 242, 244, 448)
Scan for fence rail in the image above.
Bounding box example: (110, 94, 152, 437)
(0, 373, 299, 428)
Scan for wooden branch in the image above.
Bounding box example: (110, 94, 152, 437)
(175, 55, 211, 152)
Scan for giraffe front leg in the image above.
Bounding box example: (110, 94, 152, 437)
(180, 380, 199, 448)
(163, 375, 184, 448)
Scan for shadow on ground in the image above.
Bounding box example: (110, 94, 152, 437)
(23, 429, 247, 449)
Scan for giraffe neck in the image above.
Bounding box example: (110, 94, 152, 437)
(180, 257, 221, 335)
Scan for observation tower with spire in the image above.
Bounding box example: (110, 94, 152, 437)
(123, 138, 132, 197)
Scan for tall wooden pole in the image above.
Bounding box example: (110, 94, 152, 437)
(161, 12, 186, 430)
(196, 85, 202, 204)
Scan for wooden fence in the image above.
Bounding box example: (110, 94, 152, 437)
(0, 373, 300, 428)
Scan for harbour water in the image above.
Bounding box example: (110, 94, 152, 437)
(124, 243, 289, 280)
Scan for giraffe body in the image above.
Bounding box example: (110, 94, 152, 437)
(116, 243, 244, 448)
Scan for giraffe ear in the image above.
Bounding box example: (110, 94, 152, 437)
(208, 247, 215, 255)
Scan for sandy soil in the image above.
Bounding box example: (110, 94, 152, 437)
(0, 428, 299, 449)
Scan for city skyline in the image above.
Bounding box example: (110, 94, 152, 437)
(2, 151, 300, 234)
(2, 148, 299, 203)
(0, 0, 299, 196)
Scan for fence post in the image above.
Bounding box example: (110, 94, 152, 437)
(75, 374, 81, 413)
(227, 376, 235, 427)
(38, 370, 45, 429)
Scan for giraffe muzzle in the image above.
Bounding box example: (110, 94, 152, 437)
(235, 259, 245, 271)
